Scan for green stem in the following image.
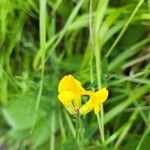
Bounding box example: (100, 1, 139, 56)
(75, 114, 79, 150)
(89, 0, 105, 144)
(59, 112, 66, 141)
(97, 112, 105, 144)
(95, 50, 102, 88)
(95, 46, 105, 144)
(31, 0, 46, 133)
(90, 47, 105, 144)
(148, 0, 150, 13)
(100, 104, 105, 143)
(50, 112, 55, 150)
(89, 0, 94, 92)
(64, 110, 76, 138)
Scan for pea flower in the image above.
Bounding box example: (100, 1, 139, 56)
(58, 75, 85, 114)
(80, 88, 108, 115)
(58, 75, 108, 115)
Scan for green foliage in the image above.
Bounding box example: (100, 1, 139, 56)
(3, 98, 44, 129)
(0, 0, 150, 149)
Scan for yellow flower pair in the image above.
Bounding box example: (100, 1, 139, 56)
(58, 75, 108, 115)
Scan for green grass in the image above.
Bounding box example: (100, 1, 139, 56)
(0, 0, 150, 149)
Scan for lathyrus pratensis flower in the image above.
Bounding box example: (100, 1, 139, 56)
(58, 75, 85, 114)
(58, 75, 108, 115)
(80, 88, 108, 115)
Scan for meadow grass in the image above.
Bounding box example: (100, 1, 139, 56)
(0, 0, 150, 149)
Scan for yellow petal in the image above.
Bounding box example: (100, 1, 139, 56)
(72, 95, 81, 108)
(79, 91, 95, 115)
(94, 88, 109, 115)
(58, 91, 74, 114)
(74, 79, 85, 92)
(58, 75, 84, 93)
(94, 101, 101, 115)
(95, 88, 108, 103)
(81, 90, 94, 96)
(58, 75, 74, 93)
(80, 99, 94, 115)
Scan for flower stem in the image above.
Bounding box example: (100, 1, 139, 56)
(75, 114, 79, 150)
(101, 105, 105, 142)
(97, 112, 105, 144)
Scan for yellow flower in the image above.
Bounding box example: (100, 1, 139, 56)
(80, 88, 108, 115)
(58, 75, 109, 115)
(94, 88, 108, 115)
(79, 91, 95, 115)
(58, 75, 85, 114)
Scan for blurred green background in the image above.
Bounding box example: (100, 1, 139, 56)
(0, 0, 150, 149)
